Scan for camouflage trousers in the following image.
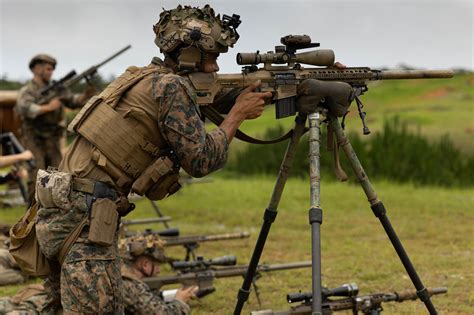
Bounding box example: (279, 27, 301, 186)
(36, 190, 124, 314)
(21, 132, 62, 202)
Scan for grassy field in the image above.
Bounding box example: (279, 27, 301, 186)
(1, 175, 472, 314)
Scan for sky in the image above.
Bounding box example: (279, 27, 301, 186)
(0, 0, 472, 81)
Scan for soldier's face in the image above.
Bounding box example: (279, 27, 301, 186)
(33, 63, 55, 83)
(139, 257, 160, 277)
(200, 53, 220, 73)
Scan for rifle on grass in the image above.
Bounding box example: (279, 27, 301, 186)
(125, 230, 250, 261)
(144, 259, 312, 301)
(251, 285, 447, 315)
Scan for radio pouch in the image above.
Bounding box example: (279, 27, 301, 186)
(87, 198, 118, 246)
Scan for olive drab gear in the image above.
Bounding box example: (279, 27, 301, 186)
(68, 65, 182, 200)
(153, 4, 240, 71)
(29, 54, 57, 70)
(119, 234, 166, 263)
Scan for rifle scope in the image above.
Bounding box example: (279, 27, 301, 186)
(236, 49, 335, 67)
(287, 283, 359, 304)
(172, 255, 237, 270)
(143, 228, 180, 237)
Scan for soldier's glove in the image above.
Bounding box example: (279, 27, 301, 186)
(296, 79, 353, 117)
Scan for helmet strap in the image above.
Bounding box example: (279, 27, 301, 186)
(177, 46, 202, 72)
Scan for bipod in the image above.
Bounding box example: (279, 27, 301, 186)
(233, 109, 438, 314)
(234, 113, 308, 314)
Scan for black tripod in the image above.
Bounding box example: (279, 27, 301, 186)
(233, 109, 438, 314)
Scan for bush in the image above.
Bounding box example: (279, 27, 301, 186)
(227, 117, 474, 187)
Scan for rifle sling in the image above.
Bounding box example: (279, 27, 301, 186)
(201, 106, 297, 145)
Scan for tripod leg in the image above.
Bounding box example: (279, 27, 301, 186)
(149, 200, 170, 228)
(329, 116, 438, 315)
(308, 113, 323, 314)
(233, 114, 308, 315)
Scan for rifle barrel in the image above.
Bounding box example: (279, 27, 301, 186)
(122, 217, 171, 225)
(96, 45, 132, 68)
(377, 70, 454, 80)
(163, 231, 250, 247)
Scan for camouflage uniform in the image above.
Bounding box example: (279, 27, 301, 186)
(16, 80, 82, 200)
(121, 264, 190, 315)
(0, 248, 26, 286)
(0, 284, 48, 315)
(35, 57, 229, 314)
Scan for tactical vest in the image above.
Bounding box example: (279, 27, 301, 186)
(68, 64, 182, 200)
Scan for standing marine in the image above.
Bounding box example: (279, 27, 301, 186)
(15, 54, 94, 201)
(34, 5, 270, 314)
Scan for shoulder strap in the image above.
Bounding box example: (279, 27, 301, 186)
(57, 216, 87, 265)
(201, 106, 298, 145)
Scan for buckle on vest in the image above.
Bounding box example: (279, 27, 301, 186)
(142, 141, 161, 156)
(123, 163, 141, 178)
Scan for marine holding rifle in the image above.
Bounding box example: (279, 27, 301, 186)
(15, 54, 95, 200)
(30, 5, 351, 313)
(119, 234, 197, 315)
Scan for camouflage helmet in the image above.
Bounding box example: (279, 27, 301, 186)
(153, 4, 240, 70)
(119, 234, 166, 263)
(29, 54, 57, 70)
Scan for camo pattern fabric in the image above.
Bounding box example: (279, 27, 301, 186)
(36, 189, 121, 314)
(0, 248, 26, 286)
(61, 259, 123, 314)
(121, 272, 190, 315)
(0, 286, 48, 315)
(154, 72, 229, 177)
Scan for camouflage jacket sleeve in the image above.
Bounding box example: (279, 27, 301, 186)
(154, 74, 229, 177)
(122, 277, 190, 315)
(16, 84, 43, 119)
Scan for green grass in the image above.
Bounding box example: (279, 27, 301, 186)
(2, 175, 472, 314)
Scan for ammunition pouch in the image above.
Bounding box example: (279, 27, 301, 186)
(35, 169, 72, 210)
(9, 202, 51, 276)
(131, 156, 181, 200)
(88, 198, 118, 246)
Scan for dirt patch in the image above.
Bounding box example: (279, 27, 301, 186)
(420, 87, 455, 100)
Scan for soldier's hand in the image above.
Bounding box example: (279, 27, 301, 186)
(332, 61, 346, 69)
(175, 285, 199, 303)
(232, 80, 272, 120)
(45, 98, 62, 112)
(19, 150, 34, 161)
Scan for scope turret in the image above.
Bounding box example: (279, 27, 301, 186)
(287, 283, 359, 304)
